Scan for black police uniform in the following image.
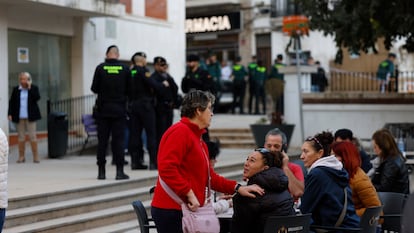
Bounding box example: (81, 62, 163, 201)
(129, 65, 164, 170)
(181, 63, 214, 142)
(181, 67, 214, 94)
(151, 69, 179, 147)
(91, 58, 129, 180)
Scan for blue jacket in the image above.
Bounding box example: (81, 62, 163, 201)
(300, 155, 360, 229)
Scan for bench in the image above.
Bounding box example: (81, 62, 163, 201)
(80, 114, 97, 154)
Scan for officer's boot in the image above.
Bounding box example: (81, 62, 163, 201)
(116, 165, 129, 180)
(98, 165, 106, 180)
(31, 141, 40, 163)
(148, 149, 157, 170)
(131, 152, 147, 170)
(17, 141, 26, 163)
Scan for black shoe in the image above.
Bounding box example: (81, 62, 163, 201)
(131, 163, 148, 170)
(98, 166, 106, 180)
(149, 164, 157, 170)
(115, 172, 129, 180)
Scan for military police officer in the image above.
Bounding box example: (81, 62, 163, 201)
(129, 52, 166, 170)
(151, 56, 179, 147)
(91, 45, 130, 180)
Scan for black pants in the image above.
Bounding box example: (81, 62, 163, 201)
(248, 82, 255, 114)
(96, 116, 126, 166)
(155, 106, 174, 146)
(151, 206, 183, 233)
(129, 101, 157, 167)
(232, 82, 246, 114)
(254, 83, 266, 114)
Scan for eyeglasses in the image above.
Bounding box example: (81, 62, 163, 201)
(254, 148, 271, 154)
(306, 137, 323, 149)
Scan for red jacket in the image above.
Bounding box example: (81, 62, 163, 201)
(151, 117, 237, 210)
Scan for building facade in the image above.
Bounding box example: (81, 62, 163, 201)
(0, 0, 186, 133)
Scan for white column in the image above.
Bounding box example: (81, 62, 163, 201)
(0, 7, 9, 133)
(279, 66, 316, 148)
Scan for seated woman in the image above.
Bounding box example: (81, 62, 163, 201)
(231, 148, 295, 233)
(300, 131, 360, 230)
(371, 128, 409, 194)
(332, 141, 381, 217)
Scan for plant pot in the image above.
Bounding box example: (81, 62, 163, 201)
(250, 124, 295, 149)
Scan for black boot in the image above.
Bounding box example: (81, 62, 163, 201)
(116, 165, 129, 180)
(98, 165, 106, 180)
(130, 152, 147, 170)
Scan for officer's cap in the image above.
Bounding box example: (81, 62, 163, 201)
(187, 54, 200, 62)
(154, 56, 167, 65)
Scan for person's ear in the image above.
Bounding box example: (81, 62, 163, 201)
(263, 165, 270, 170)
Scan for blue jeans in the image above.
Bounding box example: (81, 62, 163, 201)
(151, 206, 183, 233)
(0, 208, 5, 232)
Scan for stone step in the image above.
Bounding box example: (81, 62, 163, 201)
(7, 178, 157, 210)
(77, 171, 245, 233)
(4, 166, 244, 233)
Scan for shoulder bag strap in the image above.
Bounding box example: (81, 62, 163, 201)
(335, 187, 348, 227)
(159, 177, 184, 205)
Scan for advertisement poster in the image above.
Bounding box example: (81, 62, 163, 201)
(17, 47, 29, 63)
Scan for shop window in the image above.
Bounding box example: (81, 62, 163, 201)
(145, 0, 167, 20)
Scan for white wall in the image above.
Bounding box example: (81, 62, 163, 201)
(1, 0, 186, 133)
(80, 0, 186, 96)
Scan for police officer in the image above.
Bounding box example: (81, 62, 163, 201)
(181, 54, 214, 94)
(129, 52, 165, 170)
(268, 54, 286, 114)
(253, 59, 267, 115)
(231, 56, 248, 114)
(151, 56, 179, 148)
(247, 55, 258, 114)
(181, 54, 214, 142)
(91, 45, 129, 180)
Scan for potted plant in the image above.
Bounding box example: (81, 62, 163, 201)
(250, 112, 295, 148)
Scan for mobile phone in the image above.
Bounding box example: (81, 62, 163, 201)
(281, 144, 287, 153)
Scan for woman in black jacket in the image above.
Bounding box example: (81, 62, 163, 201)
(371, 128, 409, 194)
(232, 148, 295, 233)
(8, 72, 41, 163)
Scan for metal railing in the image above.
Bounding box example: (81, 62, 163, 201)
(47, 94, 96, 154)
(328, 70, 414, 93)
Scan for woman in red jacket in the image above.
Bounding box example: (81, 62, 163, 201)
(151, 90, 264, 233)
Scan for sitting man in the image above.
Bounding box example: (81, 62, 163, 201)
(264, 128, 304, 201)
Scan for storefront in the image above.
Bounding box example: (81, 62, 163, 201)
(186, 11, 242, 64)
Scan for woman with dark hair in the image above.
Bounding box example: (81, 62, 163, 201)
(332, 141, 381, 217)
(300, 131, 360, 230)
(231, 148, 295, 233)
(371, 128, 409, 194)
(151, 90, 264, 233)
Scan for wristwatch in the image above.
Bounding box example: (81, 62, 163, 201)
(234, 183, 242, 194)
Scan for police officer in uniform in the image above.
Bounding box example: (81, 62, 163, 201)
(247, 55, 258, 114)
(253, 59, 267, 115)
(151, 56, 179, 147)
(231, 56, 248, 114)
(129, 52, 166, 170)
(181, 54, 214, 142)
(91, 45, 129, 180)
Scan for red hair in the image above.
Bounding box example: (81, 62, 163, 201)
(332, 141, 361, 179)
